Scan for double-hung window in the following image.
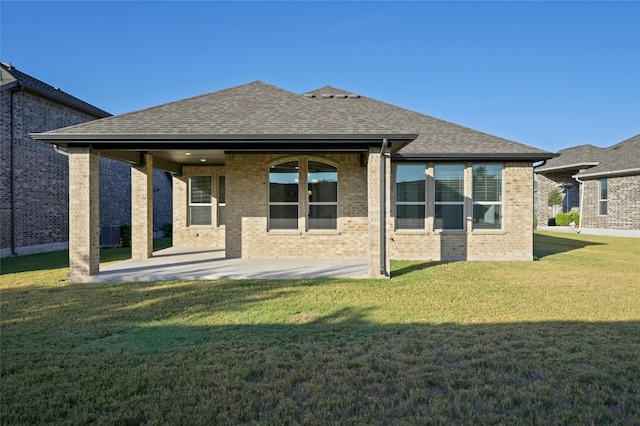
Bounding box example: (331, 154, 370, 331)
(189, 176, 213, 226)
(434, 164, 465, 230)
(308, 161, 337, 230)
(599, 179, 608, 215)
(269, 161, 299, 230)
(395, 165, 426, 229)
(472, 165, 502, 230)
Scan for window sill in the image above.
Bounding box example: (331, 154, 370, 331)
(434, 230, 467, 235)
(306, 230, 341, 235)
(268, 230, 303, 235)
(393, 230, 430, 235)
(471, 230, 506, 235)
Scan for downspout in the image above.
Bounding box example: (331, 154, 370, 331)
(53, 145, 69, 156)
(573, 175, 584, 233)
(380, 138, 389, 277)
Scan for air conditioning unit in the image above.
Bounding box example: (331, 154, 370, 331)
(100, 225, 122, 248)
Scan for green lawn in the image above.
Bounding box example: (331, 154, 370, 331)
(1, 232, 639, 424)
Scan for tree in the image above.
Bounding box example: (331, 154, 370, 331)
(548, 188, 563, 207)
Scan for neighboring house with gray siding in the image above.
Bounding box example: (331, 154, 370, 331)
(535, 134, 640, 237)
(33, 81, 555, 281)
(0, 63, 172, 258)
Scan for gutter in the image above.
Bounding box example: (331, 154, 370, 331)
(575, 167, 640, 179)
(394, 152, 558, 162)
(380, 138, 389, 277)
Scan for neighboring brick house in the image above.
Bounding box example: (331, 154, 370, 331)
(33, 81, 554, 280)
(535, 134, 640, 237)
(0, 63, 172, 258)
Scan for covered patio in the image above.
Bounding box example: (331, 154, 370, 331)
(89, 247, 369, 282)
(33, 82, 416, 282)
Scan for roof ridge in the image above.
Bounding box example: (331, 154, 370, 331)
(46, 81, 288, 134)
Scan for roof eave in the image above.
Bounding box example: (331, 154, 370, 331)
(32, 132, 417, 141)
(393, 152, 557, 162)
(30, 132, 418, 153)
(1, 80, 111, 118)
(575, 167, 640, 179)
(535, 162, 600, 173)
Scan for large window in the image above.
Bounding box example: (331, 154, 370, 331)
(189, 176, 213, 226)
(308, 161, 337, 230)
(218, 175, 226, 226)
(434, 164, 465, 230)
(269, 161, 299, 230)
(472, 165, 502, 230)
(599, 179, 608, 215)
(395, 165, 426, 229)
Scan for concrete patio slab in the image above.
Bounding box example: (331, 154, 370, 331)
(89, 247, 370, 282)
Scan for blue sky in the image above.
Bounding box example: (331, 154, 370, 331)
(2, 1, 639, 152)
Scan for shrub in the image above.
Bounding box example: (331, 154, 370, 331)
(120, 223, 132, 247)
(163, 222, 173, 238)
(555, 212, 580, 226)
(548, 218, 556, 226)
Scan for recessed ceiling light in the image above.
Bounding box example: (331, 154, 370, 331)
(185, 152, 192, 156)
(200, 158, 207, 162)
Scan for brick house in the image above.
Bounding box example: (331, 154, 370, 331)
(32, 81, 554, 280)
(535, 134, 640, 237)
(0, 63, 172, 258)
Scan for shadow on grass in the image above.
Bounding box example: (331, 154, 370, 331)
(1, 280, 638, 424)
(534, 232, 605, 259)
(391, 260, 450, 277)
(0, 238, 172, 275)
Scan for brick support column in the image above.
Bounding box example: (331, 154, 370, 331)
(367, 147, 391, 278)
(132, 153, 153, 259)
(68, 147, 100, 281)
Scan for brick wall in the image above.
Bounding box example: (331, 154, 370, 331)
(172, 165, 226, 248)
(389, 162, 535, 261)
(1, 90, 173, 257)
(1, 90, 95, 255)
(171, 157, 537, 262)
(534, 171, 580, 227)
(581, 175, 640, 231)
(175, 153, 371, 259)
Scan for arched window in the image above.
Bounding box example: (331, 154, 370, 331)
(308, 161, 337, 230)
(269, 161, 299, 230)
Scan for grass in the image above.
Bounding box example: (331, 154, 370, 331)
(1, 231, 639, 424)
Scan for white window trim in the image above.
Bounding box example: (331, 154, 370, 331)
(268, 162, 300, 232)
(598, 178, 608, 216)
(217, 174, 226, 227)
(307, 162, 339, 232)
(188, 175, 213, 227)
(395, 164, 427, 231)
(434, 164, 465, 231)
(472, 164, 504, 231)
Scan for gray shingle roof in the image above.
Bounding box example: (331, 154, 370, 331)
(534, 144, 603, 172)
(1, 62, 110, 118)
(42, 81, 411, 136)
(34, 80, 553, 160)
(304, 86, 552, 159)
(535, 135, 640, 178)
(575, 134, 640, 178)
